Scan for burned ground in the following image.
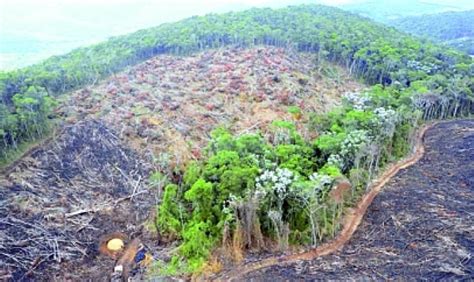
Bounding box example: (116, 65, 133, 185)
(10, 46, 471, 281)
(0, 46, 363, 281)
(245, 119, 474, 280)
(0, 120, 157, 280)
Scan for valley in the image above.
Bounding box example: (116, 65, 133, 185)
(388, 10, 474, 55)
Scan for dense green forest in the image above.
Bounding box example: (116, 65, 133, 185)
(1, 4, 473, 160)
(1, 4, 473, 274)
(389, 10, 474, 55)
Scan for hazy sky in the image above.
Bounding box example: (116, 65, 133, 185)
(0, 0, 333, 69)
(0, 0, 341, 40)
(2, 0, 471, 42)
(0, 0, 472, 69)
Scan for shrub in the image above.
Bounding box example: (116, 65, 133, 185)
(157, 184, 185, 240)
(153, 80, 458, 274)
(180, 221, 215, 273)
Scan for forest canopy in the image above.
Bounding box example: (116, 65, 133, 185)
(389, 10, 474, 55)
(1, 3, 473, 165)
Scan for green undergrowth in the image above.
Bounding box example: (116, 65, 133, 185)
(150, 79, 473, 276)
(0, 139, 39, 169)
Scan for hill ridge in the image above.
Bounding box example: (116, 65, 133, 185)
(2, 4, 472, 161)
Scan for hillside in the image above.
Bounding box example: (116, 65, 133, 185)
(0, 4, 473, 280)
(244, 119, 474, 280)
(2, 4, 472, 162)
(58, 47, 362, 169)
(1, 46, 362, 280)
(389, 10, 474, 55)
(340, 0, 469, 22)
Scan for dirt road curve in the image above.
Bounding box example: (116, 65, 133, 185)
(245, 119, 474, 280)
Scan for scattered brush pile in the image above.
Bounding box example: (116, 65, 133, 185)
(0, 120, 154, 280)
(0, 46, 362, 280)
(1, 43, 471, 279)
(58, 46, 362, 170)
(149, 62, 472, 276)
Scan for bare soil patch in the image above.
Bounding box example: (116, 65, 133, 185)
(0, 46, 364, 280)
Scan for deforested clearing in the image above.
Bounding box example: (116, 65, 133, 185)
(0, 3, 473, 281)
(58, 46, 362, 169)
(1, 46, 363, 280)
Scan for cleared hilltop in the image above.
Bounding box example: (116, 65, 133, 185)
(58, 47, 362, 168)
(0, 4, 473, 280)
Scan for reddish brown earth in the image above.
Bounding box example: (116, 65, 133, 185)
(58, 46, 363, 170)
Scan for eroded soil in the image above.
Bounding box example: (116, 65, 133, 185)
(245, 119, 474, 280)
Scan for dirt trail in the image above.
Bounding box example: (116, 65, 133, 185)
(0, 47, 363, 281)
(218, 119, 474, 281)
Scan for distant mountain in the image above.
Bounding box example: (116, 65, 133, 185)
(389, 10, 474, 55)
(340, 0, 468, 22)
(0, 34, 101, 71)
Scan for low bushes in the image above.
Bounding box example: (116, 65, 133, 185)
(150, 79, 471, 275)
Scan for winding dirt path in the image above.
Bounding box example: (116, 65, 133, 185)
(216, 119, 474, 281)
